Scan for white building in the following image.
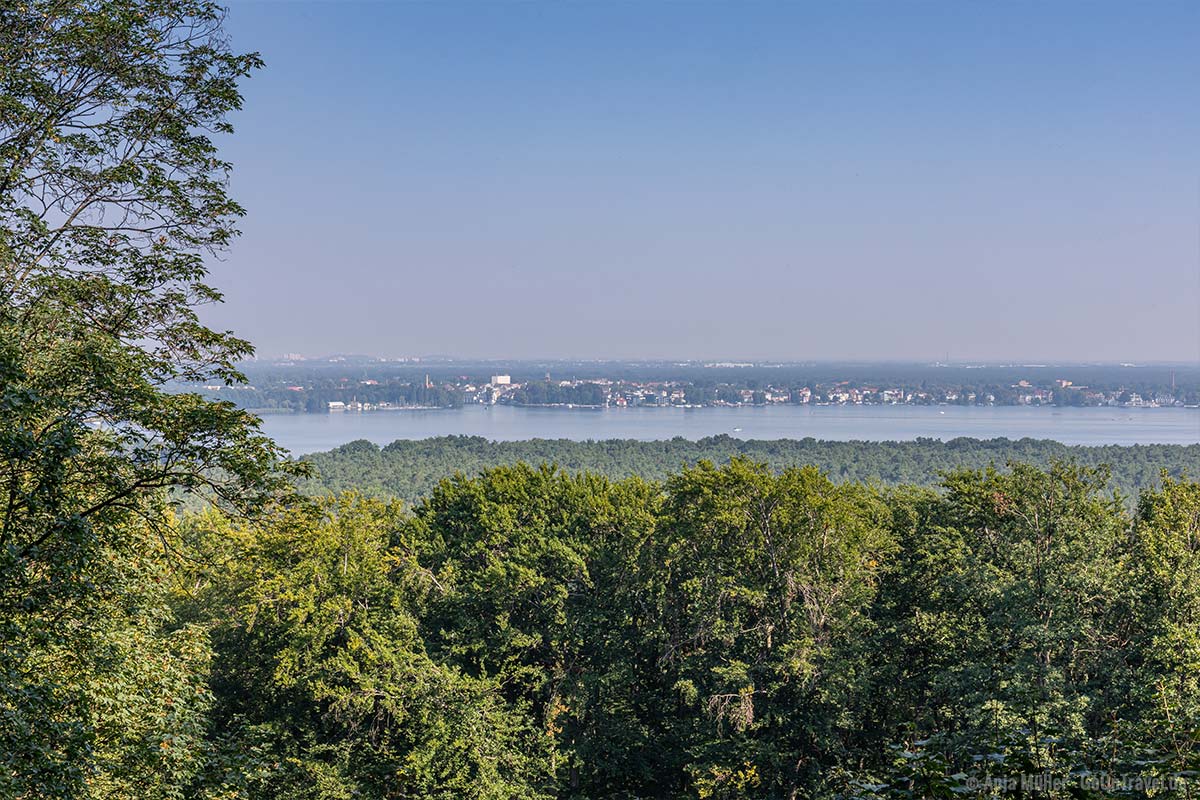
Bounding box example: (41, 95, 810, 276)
(490, 375, 511, 386)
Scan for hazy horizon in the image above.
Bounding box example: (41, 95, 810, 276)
(204, 1, 1200, 363)
(245, 353, 1200, 369)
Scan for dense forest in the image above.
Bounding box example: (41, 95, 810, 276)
(300, 435, 1200, 503)
(19, 459, 1200, 798)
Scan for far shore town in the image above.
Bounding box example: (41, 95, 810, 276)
(191, 362, 1198, 414)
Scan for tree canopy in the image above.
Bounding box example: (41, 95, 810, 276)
(298, 434, 1199, 505)
(1, 2, 293, 794)
(169, 460, 1200, 799)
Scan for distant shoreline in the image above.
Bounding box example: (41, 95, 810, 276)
(249, 402, 1200, 415)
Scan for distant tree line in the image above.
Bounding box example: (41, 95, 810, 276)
(510, 380, 607, 406)
(298, 435, 1199, 504)
(194, 381, 463, 412)
(200, 374, 1200, 412)
(241, 361, 1200, 402)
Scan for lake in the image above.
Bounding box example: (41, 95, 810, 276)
(257, 404, 1200, 455)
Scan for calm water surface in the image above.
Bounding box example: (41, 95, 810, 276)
(258, 405, 1200, 456)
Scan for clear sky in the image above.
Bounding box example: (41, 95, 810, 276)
(204, 0, 1200, 363)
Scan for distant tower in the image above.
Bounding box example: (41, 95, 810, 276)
(425, 373, 432, 389)
(1171, 370, 1176, 391)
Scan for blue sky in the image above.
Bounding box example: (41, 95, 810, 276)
(205, 1, 1200, 362)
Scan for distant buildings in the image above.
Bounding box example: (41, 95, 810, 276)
(197, 366, 1189, 414)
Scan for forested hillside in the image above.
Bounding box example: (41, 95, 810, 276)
(300, 435, 1199, 502)
(167, 460, 1200, 798)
